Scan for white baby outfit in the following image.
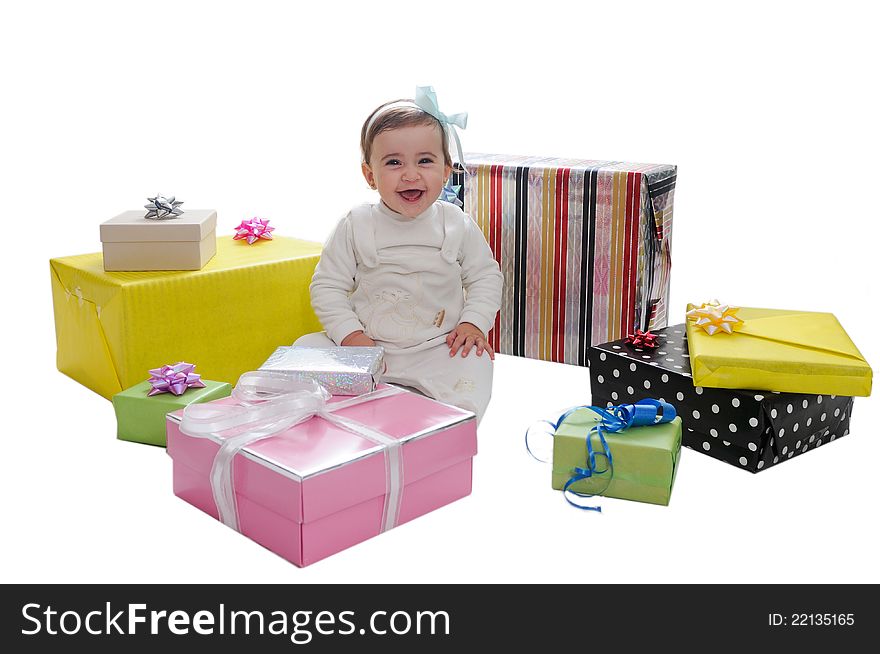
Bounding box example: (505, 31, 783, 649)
(303, 199, 503, 422)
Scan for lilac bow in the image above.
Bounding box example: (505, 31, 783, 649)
(147, 362, 207, 397)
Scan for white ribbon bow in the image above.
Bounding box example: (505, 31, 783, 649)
(179, 371, 405, 533)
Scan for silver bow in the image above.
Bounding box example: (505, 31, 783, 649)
(144, 194, 184, 220)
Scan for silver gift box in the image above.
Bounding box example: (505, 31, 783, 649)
(258, 346, 384, 396)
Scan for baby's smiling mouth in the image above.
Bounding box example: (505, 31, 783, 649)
(398, 189, 425, 203)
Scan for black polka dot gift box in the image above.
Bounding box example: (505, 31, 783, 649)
(588, 325, 854, 472)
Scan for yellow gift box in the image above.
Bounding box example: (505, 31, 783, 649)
(50, 236, 323, 400)
(685, 305, 872, 397)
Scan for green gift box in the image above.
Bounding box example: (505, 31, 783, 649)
(112, 379, 232, 447)
(551, 408, 682, 506)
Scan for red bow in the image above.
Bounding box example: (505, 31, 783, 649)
(625, 329, 659, 349)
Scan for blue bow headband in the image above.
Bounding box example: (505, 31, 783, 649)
(366, 85, 468, 171)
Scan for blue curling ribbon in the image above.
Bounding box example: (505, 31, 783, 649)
(525, 399, 676, 513)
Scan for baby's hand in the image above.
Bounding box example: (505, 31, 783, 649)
(340, 330, 378, 347)
(446, 322, 495, 360)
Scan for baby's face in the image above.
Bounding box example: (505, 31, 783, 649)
(362, 123, 452, 218)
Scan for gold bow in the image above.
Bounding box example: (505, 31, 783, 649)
(686, 300, 744, 335)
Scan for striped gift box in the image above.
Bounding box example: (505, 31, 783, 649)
(452, 154, 675, 366)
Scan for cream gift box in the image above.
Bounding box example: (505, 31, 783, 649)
(100, 209, 217, 271)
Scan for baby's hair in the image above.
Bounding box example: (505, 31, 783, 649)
(360, 99, 454, 168)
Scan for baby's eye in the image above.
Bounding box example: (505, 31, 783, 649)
(385, 159, 401, 166)
(419, 157, 436, 165)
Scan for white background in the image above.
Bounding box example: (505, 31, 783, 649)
(2, 0, 878, 584)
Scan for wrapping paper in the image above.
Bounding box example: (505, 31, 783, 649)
(50, 236, 322, 399)
(551, 407, 681, 506)
(100, 209, 217, 271)
(166, 384, 477, 567)
(113, 379, 232, 447)
(685, 305, 872, 397)
(451, 153, 676, 365)
(259, 346, 384, 395)
(589, 325, 855, 472)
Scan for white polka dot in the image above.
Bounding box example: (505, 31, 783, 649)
(809, 435, 815, 443)
(683, 353, 690, 358)
(788, 452, 793, 459)
(748, 442, 757, 451)
(771, 408, 778, 418)
(702, 442, 711, 451)
(842, 412, 846, 421)
(665, 358, 674, 363)
(738, 457, 748, 466)
(659, 397, 666, 403)
(619, 352, 629, 357)
(612, 345, 621, 349)
(802, 445, 808, 453)
(695, 387, 704, 395)
(612, 369, 620, 378)
(802, 399, 809, 409)
(778, 428, 785, 437)
(674, 347, 682, 351)
(821, 413, 826, 422)
(793, 423, 799, 432)
(627, 386, 635, 395)
(731, 398, 740, 408)
(649, 362, 659, 366)
(611, 391, 618, 400)
(642, 355, 651, 359)
(658, 351, 667, 355)
(831, 395, 836, 400)
(817, 395, 823, 404)
(786, 404, 793, 414)
(661, 374, 669, 383)
(599, 352, 607, 361)
(630, 363, 637, 372)
(834, 408, 840, 417)
(773, 456, 779, 464)
(607, 401, 614, 407)
(635, 348, 643, 352)
(683, 373, 691, 377)
(674, 330, 682, 334)
(597, 375, 605, 384)
(723, 441, 731, 446)
(674, 365, 683, 369)
(728, 424, 737, 433)
(749, 417, 759, 427)
(757, 461, 765, 469)
(692, 410, 701, 419)
(676, 392, 684, 401)
(643, 380, 651, 389)
(708, 404, 718, 414)
(782, 446, 788, 455)
(806, 418, 812, 427)
(796, 440, 802, 449)
(710, 428, 718, 437)
(754, 394, 764, 401)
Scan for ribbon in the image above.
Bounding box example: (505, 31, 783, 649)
(686, 300, 744, 335)
(147, 362, 206, 396)
(526, 400, 676, 512)
(179, 371, 405, 534)
(440, 183, 463, 208)
(233, 217, 275, 244)
(144, 194, 184, 220)
(414, 85, 468, 171)
(625, 329, 659, 349)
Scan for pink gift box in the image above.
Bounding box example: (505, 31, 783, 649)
(166, 385, 477, 567)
